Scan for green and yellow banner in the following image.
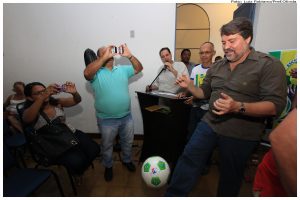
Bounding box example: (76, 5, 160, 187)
(269, 49, 297, 123)
(269, 49, 297, 85)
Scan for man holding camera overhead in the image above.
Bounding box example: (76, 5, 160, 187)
(84, 44, 143, 182)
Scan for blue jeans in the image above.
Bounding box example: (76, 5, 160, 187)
(165, 121, 259, 197)
(187, 107, 207, 141)
(97, 114, 134, 168)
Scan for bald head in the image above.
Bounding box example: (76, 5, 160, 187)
(200, 42, 215, 51)
(96, 46, 114, 68)
(199, 42, 216, 67)
(97, 46, 106, 57)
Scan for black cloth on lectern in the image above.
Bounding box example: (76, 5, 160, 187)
(136, 92, 191, 168)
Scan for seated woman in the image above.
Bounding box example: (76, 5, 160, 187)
(21, 81, 100, 175)
(3, 81, 26, 133)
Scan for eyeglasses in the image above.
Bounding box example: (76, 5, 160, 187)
(199, 51, 213, 55)
(32, 89, 46, 95)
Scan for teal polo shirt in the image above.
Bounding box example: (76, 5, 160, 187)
(90, 65, 134, 119)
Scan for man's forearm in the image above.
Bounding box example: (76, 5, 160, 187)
(84, 58, 105, 80)
(171, 69, 178, 78)
(23, 99, 44, 124)
(72, 92, 82, 103)
(187, 83, 205, 99)
(235, 101, 276, 117)
(129, 55, 143, 74)
(270, 109, 297, 196)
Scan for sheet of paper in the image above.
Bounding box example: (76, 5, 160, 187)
(150, 91, 177, 98)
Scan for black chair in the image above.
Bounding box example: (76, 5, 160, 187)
(3, 119, 27, 167)
(24, 126, 80, 196)
(16, 102, 79, 195)
(3, 144, 65, 197)
(16, 102, 98, 196)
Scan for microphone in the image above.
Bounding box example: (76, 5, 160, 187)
(147, 66, 167, 92)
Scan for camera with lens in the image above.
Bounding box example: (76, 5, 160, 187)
(111, 46, 124, 54)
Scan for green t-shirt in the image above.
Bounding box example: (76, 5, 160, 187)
(91, 65, 134, 119)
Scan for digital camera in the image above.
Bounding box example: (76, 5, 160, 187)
(58, 84, 66, 92)
(111, 46, 124, 54)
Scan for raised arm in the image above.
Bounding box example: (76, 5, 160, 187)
(121, 44, 143, 74)
(176, 75, 205, 99)
(84, 46, 114, 81)
(57, 82, 82, 107)
(84, 57, 106, 81)
(22, 85, 56, 124)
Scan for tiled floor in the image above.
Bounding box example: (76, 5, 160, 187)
(27, 139, 266, 197)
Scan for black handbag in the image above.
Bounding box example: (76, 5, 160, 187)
(29, 111, 79, 162)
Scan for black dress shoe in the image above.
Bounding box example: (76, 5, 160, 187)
(122, 162, 136, 172)
(104, 167, 113, 182)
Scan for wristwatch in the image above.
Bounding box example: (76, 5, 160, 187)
(239, 102, 246, 113)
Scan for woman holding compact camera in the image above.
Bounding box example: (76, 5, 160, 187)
(21, 81, 100, 175)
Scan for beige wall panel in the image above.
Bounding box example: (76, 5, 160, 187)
(175, 3, 238, 62)
(176, 30, 209, 48)
(176, 4, 209, 29)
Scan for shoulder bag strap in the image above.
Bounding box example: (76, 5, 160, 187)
(39, 111, 52, 124)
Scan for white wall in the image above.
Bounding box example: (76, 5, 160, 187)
(3, 3, 176, 134)
(252, 3, 297, 52)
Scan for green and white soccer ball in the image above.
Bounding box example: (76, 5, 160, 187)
(141, 156, 170, 188)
